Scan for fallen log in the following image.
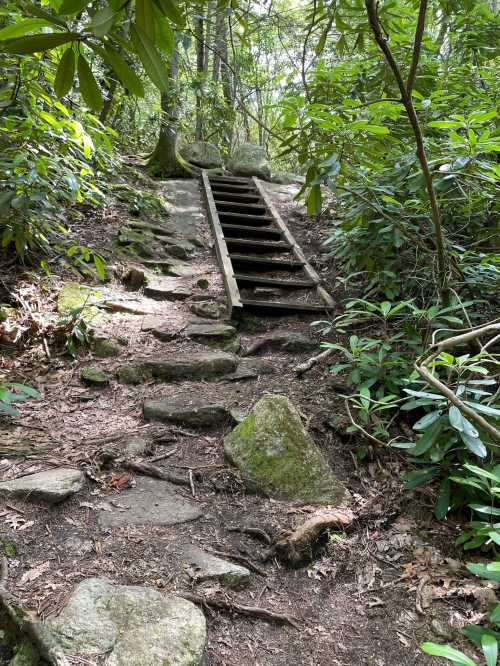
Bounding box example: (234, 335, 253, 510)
(273, 508, 356, 566)
(180, 592, 300, 629)
(124, 460, 190, 487)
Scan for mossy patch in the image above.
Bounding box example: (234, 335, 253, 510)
(57, 283, 103, 322)
(224, 394, 345, 505)
(81, 367, 110, 387)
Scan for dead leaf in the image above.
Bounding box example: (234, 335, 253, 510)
(19, 560, 50, 585)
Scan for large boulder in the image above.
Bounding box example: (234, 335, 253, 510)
(43, 578, 206, 666)
(227, 143, 271, 180)
(224, 394, 345, 505)
(180, 142, 223, 169)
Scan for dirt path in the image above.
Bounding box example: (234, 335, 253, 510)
(0, 176, 475, 665)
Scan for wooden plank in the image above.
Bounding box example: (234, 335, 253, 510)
(225, 238, 291, 253)
(212, 192, 262, 203)
(201, 171, 242, 314)
(229, 254, 305, 271)
(209, 176, 250, 185)
(210, 184, 257, 193)
(234, 274, 315, 288)
(215, 201, 267, 214)
(218, 212, 274, 226)
(221, 223, 283, 240)
(240, 299, 328, 313)
(252, 178, 335, 308)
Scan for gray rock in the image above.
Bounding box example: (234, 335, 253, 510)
(270, 172, 305, 185)
(163, 238, 196, 260)
(44, 578, 206, 666)
(0, 468, 84, 504)
(81, 366, 110, 387)
(190, 301, 226, 320)
(183, 546, 250, 588)
(228, 143, 271, 180)
(245, 331, 316, 355)
(143, 399, 231, 427)
(149, 323, 178, 342)
(99, 476, 202, 528)
(141, 259, 194, 278)
(182, 323, 238, 351)
(224, 394, 345, 505)
(230, 358, 275, 380)
(144, 278, 192, 301)
(180, 141, 223, 169)
(117, 351, 237, 384)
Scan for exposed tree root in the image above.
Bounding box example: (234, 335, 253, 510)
(273, 508, 356, 566)
(293, 348, 335, 376)
(227, 525, 272, 545)
(124, 460, 190, 487)
(180, 592, 301, 629)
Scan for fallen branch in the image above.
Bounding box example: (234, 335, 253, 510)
(274, 508, 356, 566)
(294, 348, 335, 376)
(124, 461, 190, 487)
(180, 592, 300, 629)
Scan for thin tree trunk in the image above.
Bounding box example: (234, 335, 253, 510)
(147, 44, 188, 177)
(99, 76, 117, 124)
(194, 14, 205, 141)
(212, 10, 224, 83)
(365, 0, 449, 304)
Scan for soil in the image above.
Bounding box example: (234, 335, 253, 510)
(0, 170, 486, 665)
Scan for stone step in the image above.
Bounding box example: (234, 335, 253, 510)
(117, 351, 238, 384)
(143, 398, 232, 426)
(0, 468, 84, 504)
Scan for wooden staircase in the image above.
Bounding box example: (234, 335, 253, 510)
(201, 171, 334, 317)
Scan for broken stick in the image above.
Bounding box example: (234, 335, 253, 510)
(293, 348, 335, 376)
(124, 461, 190, 487)
(180, 592, 300, 629)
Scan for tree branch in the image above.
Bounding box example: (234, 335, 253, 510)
(406, 0, 428, 94)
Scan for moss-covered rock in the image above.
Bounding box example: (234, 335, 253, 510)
(57, 283, 102, 322)
(92, 338, 122, 358)
(224, 394, 345, 505)
(81, 367, 110, 387)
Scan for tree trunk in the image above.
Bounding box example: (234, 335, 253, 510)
(212, 10, 224, 83)
(99, 76, 117, 124)
(194, 14, 205, 141)
(147, 44, 188, 178)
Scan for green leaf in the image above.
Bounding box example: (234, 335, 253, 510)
(461, 432, 487, 459)
(403, 467, 439, 490)
(88, 6, 115, 38)
(0, 32, 79, 54)
(469, 504, 500, 516)
(428, 120, 464, 129)
(130, 23, 168, 91)
(307, 184, 322, 216)
(0, 19, 54, 40)
(435, 478, 451, 520)
(59, 0, 90, 15)
(489, 604, 500, 624)
(449, 405, 465, 431)
(413, 410, 441, 431)
(54, 47, 75, 98)
(153, 0, 184, 26)
(77, 54, 103, 112)
(404, 389, 444, 401)
(136, 0, 155, 40)
(464, 401, 500, 418)
(100, 46, 144, 97)
(413, 418, 444, 456)
(482, 633, 498, 666)
(420, 641, 476, 665)
(0, 402, 20, 418)
(25, 4, 68, 29)
(463, 464, 500, 484)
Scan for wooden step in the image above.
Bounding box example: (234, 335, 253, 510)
(234, 274, 316, 288)
(212, 192, 262, 204)
(221, 223, 282, 240)
(229, 254, 305, 271)
(215, 200, 267, 215)
(226, 238, 291, 253)
(210, 184, 257, 194)
(218, 212, 274, 226)
(240, 298, 329, 313)
(209, 176, 250, 185)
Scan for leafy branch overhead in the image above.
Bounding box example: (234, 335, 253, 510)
(0, 0, 186, 110)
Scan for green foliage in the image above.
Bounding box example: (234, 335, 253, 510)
(0, 381, 40, 418)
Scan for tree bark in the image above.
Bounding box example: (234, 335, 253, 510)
(194, 14, 205, 141)
(147, 43, 188, 178)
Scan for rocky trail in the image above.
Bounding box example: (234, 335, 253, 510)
(0, 175, 477, 665)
